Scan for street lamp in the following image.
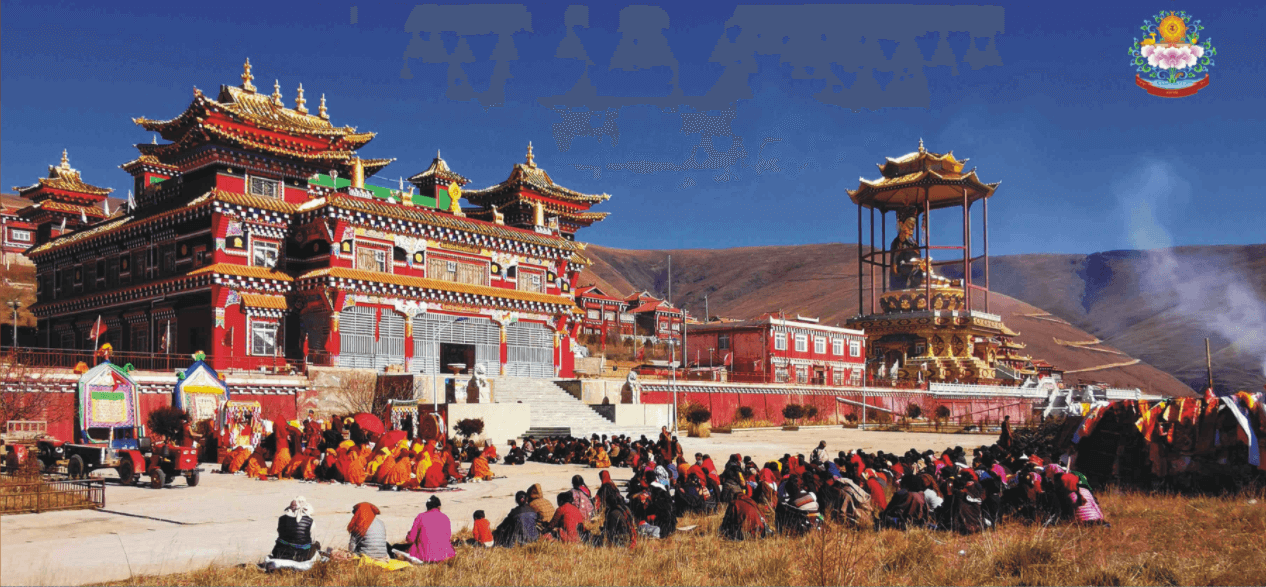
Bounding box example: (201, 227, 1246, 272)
(7, 300, 20, 351)
(432, 317, 468, 412)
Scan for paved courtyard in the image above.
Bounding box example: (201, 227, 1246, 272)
(1, 427, 985, 586)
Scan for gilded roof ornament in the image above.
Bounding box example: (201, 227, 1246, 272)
(918, 137, 925, 153)
(241, 58, 256, 93)
(271, 80, 282, 106)
(318, 94, 329, 120)
(295, 83, 308, 115)
(60, 149, 70, 169)
(525, 141, 536, 168)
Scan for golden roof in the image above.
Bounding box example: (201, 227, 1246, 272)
(322, 194, 583, 253)
(14, 151, 114, 197)
(297, 267, 575, 308)
(568, 252, 592, 266)
(188, 262, 294, 282)
(463, 143, 610, 206)
(135, 84, 373, 144)
(407, 152, 469, 186)
(27, 201, 108, 217)
(848, 141, 998, 212)
(119, 154, 175, 172)
(240, 293, 289, 309)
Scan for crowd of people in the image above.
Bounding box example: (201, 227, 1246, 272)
(220, 411, 499, 490)
(261, 421, 1108, 570)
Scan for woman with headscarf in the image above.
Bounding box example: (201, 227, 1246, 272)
(570, 475, 596, 520)
(631, 469, 677, 538)
(348, 502, 389, 561)
(594, 470, 624, 513)
(526, 483, 555, 533)
(596, 480, 637, 547)
(270, 497, 319, 562)
(401, 496, 455, 563)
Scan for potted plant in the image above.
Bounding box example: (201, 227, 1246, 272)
(781, 404, 805, 430)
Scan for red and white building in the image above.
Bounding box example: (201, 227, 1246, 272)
(0, 194, 37, 267)
(686, 313, 867, 385)
(625, 291, 683, 342)
(574, 285, 632, 339)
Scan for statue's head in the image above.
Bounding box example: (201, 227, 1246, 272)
(897, 207, 919, 239)
(473, 364, 486, 377)
(626, 371, 638, 384)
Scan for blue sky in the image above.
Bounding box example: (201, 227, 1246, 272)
(3, 0, 1263, 256)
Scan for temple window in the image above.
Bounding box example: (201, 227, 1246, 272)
(620, 313, 633, 323)
(774, 332, 787, 351)
(252, 240, 280, 268)
(814, 336, 827, 354)
(517, 267, 544, 293)
(355, 245, 386, 272)
(9, 229, 30, 243)
(775, 366, 789, 383)
(587, 309, 601, 320)
(718, 334, 730, 350)
(796, 366, 808, 383)
(249, 319, 278, 356)
(427, 253, 488, 286)
(795, 334, 808, 353)
(832, 370, 844, 386)
(131, 328, 148, 353)
(247, 176, 280, 199)
(850, 340, 862, 357)
(832, 339, 844, 355)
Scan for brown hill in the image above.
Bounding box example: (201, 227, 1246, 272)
(577, 243, 1264, 398)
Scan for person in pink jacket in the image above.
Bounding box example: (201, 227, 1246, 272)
(405, 496, 456, 563)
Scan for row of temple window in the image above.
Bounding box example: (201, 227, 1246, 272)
(774, 332, 863, 357)
(774, 365, 864, 386)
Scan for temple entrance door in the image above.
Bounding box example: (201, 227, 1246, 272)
(338, 307, 375, 369)
(375, 311, 405, 371)
(439, 343, 475, 374)
(505, 322, 553, 378)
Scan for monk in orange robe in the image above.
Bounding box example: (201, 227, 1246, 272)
(468, 455, 494, 481)
(245, 446, 269, 479)
(423, 447, 448, 488)
(380, 448, 412, 487)
(371, 448, 397, 485)
(267, 425, 293, 478)
(282, 449, 308, 478)
(344, 446, 369, 486)
(221, 446, 251, 474)
(480, 442, 498, 463)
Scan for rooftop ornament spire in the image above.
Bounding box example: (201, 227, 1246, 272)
(271, 80, 282, 106)
(525, 141, 535, 168)
(60, 149, 70, 169)
(295, 83, 308, 114)
(318, 94, 328, 120)
(918, 137, 925, 153)
(241, 58, 256, 93)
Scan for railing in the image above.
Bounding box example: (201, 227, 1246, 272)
(0, 346, 312, 375)
(0, 473, 106, 515)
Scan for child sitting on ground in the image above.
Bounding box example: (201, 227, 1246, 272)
(472, 510, 494, 547)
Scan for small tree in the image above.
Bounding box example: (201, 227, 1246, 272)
(454, 418, 485, 439)
(805, 405, 820, 421)
(736, 405, 755, 421)
(782, 403, 805, 425)
(934, 405, 951, 421)
(329, 371, 378, 415)
(906, 403, 923, 419)
(685, 404, 711, 426)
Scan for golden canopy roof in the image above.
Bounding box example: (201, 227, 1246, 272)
(14, 150, 114, 198)
(848, 140, 998, 212)
(463, 142, 611, 206)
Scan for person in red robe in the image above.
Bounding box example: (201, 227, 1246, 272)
(480, 441, 499, 464)
(267, 424, 294, 478)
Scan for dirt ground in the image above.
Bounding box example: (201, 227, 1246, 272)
(0, 427, 986, 586)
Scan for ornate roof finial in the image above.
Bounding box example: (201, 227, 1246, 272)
(152, 134, 158, 145)
(241, 58, 256, 93)
(271, 80, 282, 106)
(437, 149, 441, 159)
(918, 137, 925, 153)
(526, 141, 535, 168)
(294, 83, 308, 114)
(60, 149, 69, 168)
(318, 93, 328, 120)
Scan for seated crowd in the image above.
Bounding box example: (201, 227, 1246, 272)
(260, 424, 1108, 570)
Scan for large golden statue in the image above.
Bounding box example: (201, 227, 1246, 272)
(889, 207, 953, 290)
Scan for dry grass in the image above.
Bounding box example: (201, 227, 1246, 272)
(99, 488, 1266, 586)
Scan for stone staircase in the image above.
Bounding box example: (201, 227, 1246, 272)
(494, 377, 662, 438)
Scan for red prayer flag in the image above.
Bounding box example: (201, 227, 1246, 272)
(723, 352, 732, 366)
(374, 307, 381, 342)
(88, 316, 106, 340)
